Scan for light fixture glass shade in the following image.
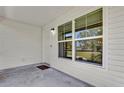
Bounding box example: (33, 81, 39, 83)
(51, 28, 55, 33)
(51, 28, 55, 35)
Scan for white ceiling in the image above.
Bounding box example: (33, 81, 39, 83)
(0, 6, 74, 26)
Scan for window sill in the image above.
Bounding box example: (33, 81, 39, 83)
(58, 57, 72, 61)
(75, 59, 103, 68)
(58, 57, 103, 68)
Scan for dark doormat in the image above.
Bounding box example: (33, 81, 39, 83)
(37, 65, 50, 70)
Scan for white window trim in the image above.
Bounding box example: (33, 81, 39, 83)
(102, 7, 108, 70)
(72, 19, 75, 61)
(58, 40, 72, 43)
(57, 7, 108, 69)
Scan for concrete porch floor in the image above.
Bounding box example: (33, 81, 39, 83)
(0, 64, 91, 87)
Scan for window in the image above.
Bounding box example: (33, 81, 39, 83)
(75, 38, 102, 64)
(58, 21, 72, 59)
(75, 8, 103, 65)
(75, 8, 102, 39)
(58, 21, 72, 41)
(59, 41, 72, 59)
(58, 8, 103, 65)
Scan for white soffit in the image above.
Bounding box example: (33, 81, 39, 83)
(0, 6, 75, 26)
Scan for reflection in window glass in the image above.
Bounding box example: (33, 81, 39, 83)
(74, 8, 103, 65)
(87, 8, 102, 26)
(75, 8, 102, 39)
(86, 26, 102, 37)
(75, 30, 87, 39)
(59, 41, 72, 59)
(58, 21, 72, 41)
(75, 38, 102, 64)
(58, 8, 103, 65)
(58, 26, 64, 41)
(75, 26, 102, 39)
(75, 16, 86, 30)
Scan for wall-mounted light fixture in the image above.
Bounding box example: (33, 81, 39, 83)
(51, 28, 55, 33)
(50, 28, 55, 35)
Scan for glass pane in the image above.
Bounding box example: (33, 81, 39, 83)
(87, 8, 102, 26)
(59, 41, 72, 59)
(58, 25, 64, 41)
(75, 8, 102, 39)
(75, 26, 102, 39)
(58, 21, 72, 41)
(75, 29, 87, 39)
(86, 26, 102, 37)
(75, 16, 86, 30)
(75, 38, 102, 64)
(64, 21, 72, 40)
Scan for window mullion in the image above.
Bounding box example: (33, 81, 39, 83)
(72, 19, 75, 62)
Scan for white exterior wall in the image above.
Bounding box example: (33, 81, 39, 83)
(43, 6, 124, 86)
(108, 7, 124, 73)
(0, 18, 42, 70)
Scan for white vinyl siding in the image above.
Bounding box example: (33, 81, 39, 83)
(108, 7, 124, 73)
